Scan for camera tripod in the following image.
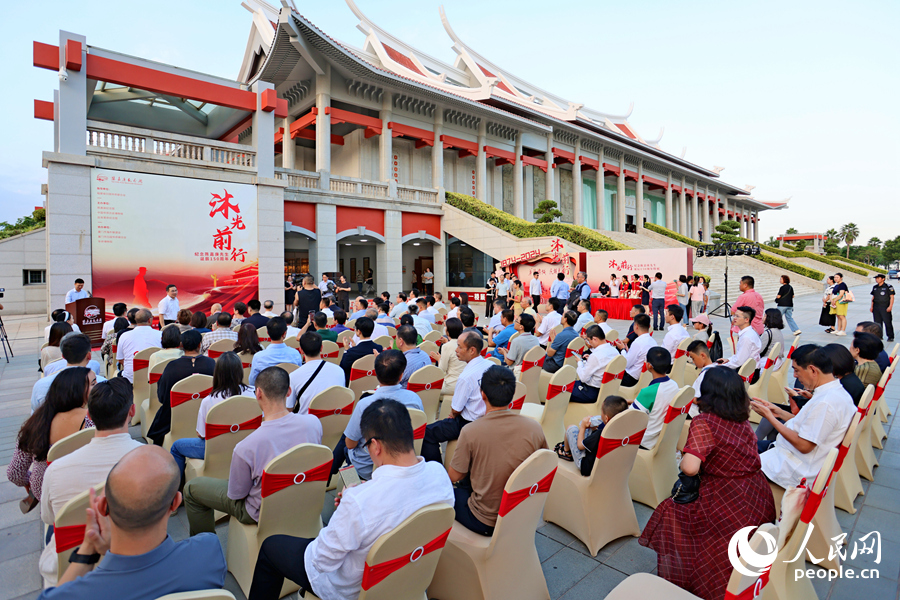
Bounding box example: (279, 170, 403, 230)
(707, 252, 733, 322)
(0, 315, 13, 363)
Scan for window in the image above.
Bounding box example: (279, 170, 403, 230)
(445, 234, 496, 287)
(23, 270, 46, 285)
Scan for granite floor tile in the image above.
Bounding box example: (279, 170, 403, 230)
(0, 551, 43, 600)
(557, 563, 628, 600)
(0, 520, 42, 563)
(603, 537, 657, 576)
(862, 484, 900, 513)
(842, 536, 900, 581)
(538, 521, 580, 546)
(540, 546, 599, 599)
(854, 506, 900, 543)
(536, 531, 566, 562)
(828, 569, 899, 599)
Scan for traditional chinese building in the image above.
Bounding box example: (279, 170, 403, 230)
(19, 0, 788, 316)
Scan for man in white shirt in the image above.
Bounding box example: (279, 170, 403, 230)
(570, 324, 621, 403)
(65, 278, 91, 304)
(662, 304, 690, 361)
(157, 284, 180, 325)
(40, 378, 143, 585)
(536, 298, 563, 347)
(486, 299, 506, 334)
(102, 302, 128, 339)
(686, 339, 719, 417)
(718, 305, 761, 373)
(288, 332, 346, 414)
(375, 303, 394, 326)
(495, 273, 510, 302)
(421, 331, 492, 463)
(613, 313, 657, 387)
(352, 308, 389, 346)
(432, 292, 446, 311)
(408, 304, 433, 338)
(574, 299, 594, 332)
(415, 298, 435, 324)
(529, 271, 543, 307)
(424, 296, 440, 318)
(649, 272, 668, 331)
(248, 399, 454, 600)
(319, 297, 335, 319)
(752, 344, 856, 488)
(446, 297, 461, 320)
(609, 274, 619, 298)
(116, 308, 162, 382)
(261, 300, 277, 318)
(593, 309, 612, 336)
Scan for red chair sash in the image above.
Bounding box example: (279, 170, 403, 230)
(321, 351, 339, 359)
(54, 523, 86, 553)
(508, 394, 525, 410)
(706, 339, 713, 349)
(149, 372, 162, 385)
(741, 373, 752, 382)
(309, 399, 355, 418)
(259, 337, 272, 343)
(205, 415, 263, 440)
(361, 528, 451, 590)
(350, 367, 377, 382)
(522, 355, 545, 372)
(407, 379, 444, 393)
(260, 460, 332, 498)
(498, 467, 557, 517)
(171, 387, 212, 408)
(596, 429, 646, 461)
(133, 358, 149, 371)
(764, 357, 774, 370)
(800, 484, 827, 524)
(480, 348, 488, 357)
(724, 570, 770, 600)
(834, 443, 850, 472)
(674, 349, 686, 359)
(413, 423, 426, 440)
(547, 381, 574, 399)
(208, 349, 224, 359)
(873, 385, 884, 402)
(565, 347, 583, 358)
(787, 345, 795, 359)
(601, 370, 625, 384)
(664, 403, 691, 424)
(641, 362, 649, 373)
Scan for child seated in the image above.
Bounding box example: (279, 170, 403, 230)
(556, 395, 629, 476)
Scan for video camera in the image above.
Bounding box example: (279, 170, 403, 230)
(0, 287, 4, 298)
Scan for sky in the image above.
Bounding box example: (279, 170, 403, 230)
(2, 0, 898, 243)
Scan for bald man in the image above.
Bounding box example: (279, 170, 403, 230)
(40, 446, 225, 600)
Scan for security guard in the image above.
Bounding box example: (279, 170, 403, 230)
(871, 273, 895, 342)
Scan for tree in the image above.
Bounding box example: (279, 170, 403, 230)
(533, 200, 562, 223)
(765, 236, 779, 246)
(868, 237, 882, 247)
(823, 238, 840, 255)
(785, 227, 798, 235)
(793, 239, 807, 252)
(825, 228, 839, 240)
(838, 222, 860, 259)
(0, 208, 46, 240)
(882, 236, 900, 266)
(712, 220, 741, 244)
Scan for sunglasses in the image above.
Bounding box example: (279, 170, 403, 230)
(362, 437, 381, 450)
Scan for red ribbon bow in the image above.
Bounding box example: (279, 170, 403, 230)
(407, 379, 444, 393)
(171, 387, 212, 408)
(565, 347, 583, 358)
(497, 468, 557, 517)
(547, 382, 574, 399)
(350, 368, 376, 382)
(664, 403, 691, 424)
(522, 355, 545, 372)
(54, 523, 86, 553)
(205, 415, 263, 440)
(260, 460, 332, 498)
(133, 358, 149, 371)
(724, 569, 771, 600)
(309, 399, 355, 418)
(149, 372, 162, 385)
(508, 394, 525, 410)
(361, 528, 452, 590)
(596, 429, 646, 461)
(600, 370, 624, 384)
(413, 423, 426, 440)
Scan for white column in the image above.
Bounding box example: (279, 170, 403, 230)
(256, 182, 285, 307)
(665, 171, 673, 230)
(379, 94, 393, 182)
(679, 176, 687, 236)
(377, 210, 403, 294)
(636, 160, 644, 233)
(57, 32, 87, 155)
(432, 110, 443, 193)
(513, 134, 524, 219)
(710, 187, 719, 231)
(314, 65, 331, 174)
(476, 120, 487, 201)
(45, 158, 92, 314)
(691, 186, 699, 240)
(281, 117, 295, 170)
(251, 82, 275, 180)
(754, 213, 759, 242)
(723, 195, 730, 222)
(311, 204, 337, 276)
(596, 147, 606, 230)
(433, 239, 446, 296)
(701, 187, 711, 243)
(572, 139, 582, 225)
(545, 134, 555, 203)
(616, 162, 626, 232)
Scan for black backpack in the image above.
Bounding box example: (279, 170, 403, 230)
(709, 331, 724, 362)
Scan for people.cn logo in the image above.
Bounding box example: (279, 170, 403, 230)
(96, 175, 108, 182)
(727, 526, 778, 578)
(84, 306, 101, 319)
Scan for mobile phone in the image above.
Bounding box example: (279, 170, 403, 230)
(309, 310, 315, 317)
(338, 465, 361, 488)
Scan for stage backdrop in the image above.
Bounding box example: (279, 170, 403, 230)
(91, 168, 258, 318)
(582, 248, 693, 292)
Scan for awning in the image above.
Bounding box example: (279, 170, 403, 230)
(388, 122, 434, 148)
(484, 145, 516, 166)
(441, 134, 478, 158)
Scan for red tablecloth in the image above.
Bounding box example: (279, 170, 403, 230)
(590, 298, 641, 320)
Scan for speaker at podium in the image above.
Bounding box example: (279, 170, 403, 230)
(66, 297, 106, 348)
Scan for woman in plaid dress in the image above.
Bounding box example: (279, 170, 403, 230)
(639, 367, 776, 600)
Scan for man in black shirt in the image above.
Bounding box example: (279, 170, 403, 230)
(624, 304, 646, 348)
(244, 300, 270, 330)
(871, 274, 895, 342)
(339, 317, 380, 384)
(147, 330, 216, 446)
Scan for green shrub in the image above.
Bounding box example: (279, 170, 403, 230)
(752, 253, 824, 281)
(746, 240, 868, 277)
(833, 257, 887, 274)
(644, 223, 701, 247)
(445, 192, 630, 251)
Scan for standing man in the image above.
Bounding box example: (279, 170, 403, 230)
(609, 274, 620, 298)
(550, 272, 570, 302)
(572, 271, 591, 308)
(335, 275, 352, 312)
(365, 268, 375, 296)
(422, 267, 435, 295)
(65, 278, 90, 304)
(649, 272, 667, 331)
(529, 271, 543, 308)
(731, 276, 765, 336)
(496, 272, 511, 305)
(871, 273, 895, 342)
(158, 284, 180, 326)
(319, 274, 334, 302)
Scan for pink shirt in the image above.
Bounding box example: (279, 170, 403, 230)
(731, 289, 765, 335)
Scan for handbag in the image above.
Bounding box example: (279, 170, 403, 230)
(670, 471, 700, 504)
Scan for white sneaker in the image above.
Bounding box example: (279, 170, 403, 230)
(835, 331, 847, 336)
(793, 330, 802, 335)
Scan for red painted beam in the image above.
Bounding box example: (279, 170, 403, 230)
(484, 145, 516, 162)
(580, 156, 599, 171)
(551, 147, 575, 165)
(289, 109, 317, 139)
(623, 169, 640, 182)
(521, 154, 548, 172)
(260, 88, 278, 112)
(34, 100, 53, 121)
(602, 163, 620, 177)
(292, 129, 345, 146)
(440, 134, 478, 158)
(388, 122, 434, 147)
(65, 39, 82, 71)
(218, 115, 252, 142)
(671, 184, 683, 193)
(274, 98, 288, 119)
(33, 42, 58, 70)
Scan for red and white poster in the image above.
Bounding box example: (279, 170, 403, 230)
(500, 238, 577, 301)
(583, 248, 693, 291)
(91, 168, 258, 318)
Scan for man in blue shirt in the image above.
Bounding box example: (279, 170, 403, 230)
(340, 350, 424, 479)
(39, 445, 226, 600)
(32, 334, 106, 412)
(248, 317, 303, 385)
(349, 298, 369, 321)
(65, 278, 90, 304)
(395, 325, 432, 387)
(488, 309, 516, 360)
(572, 271, 591, 303)
(550, 272, 570, 301)
(543, 310, 579, 373)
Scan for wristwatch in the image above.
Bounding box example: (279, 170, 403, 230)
(69, 547, 101, 564)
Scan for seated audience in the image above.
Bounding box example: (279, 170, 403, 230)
(331, 309, 351, 334)
(559, 395, 629, 475)
(822, 344, 867, 405)
(446, 295, 461, 320)
(592, 308, 611, 336)
(351, 308, 389, 345)
(176, 309, 193, 333)
(32, 334, 105, 412)
(686, 340, 718, 417)
(431, 317, 466, 396)
(614, 313, 657, 387)
(191, 311, 211, 334)
(486, 299, 505, 334)
(690, 313, 713, 343)
(102, 302, 127, 339)
(416, 298, 435, 324)
(183, 367, 322, 535)
(100, 317, 129, 370)
(624, 304, 646, 347)
(574, 299, 593, 332)
(339, 317, 380, 384)
(244, 300, 270, 330)
(232, 301, 248, 326)
(408, 303, 433, 338)
(396, 324, 431, 387)
(247, 317, 303, 385)
(39, 378, 142, 585)
(855, 321, 890, 371)
(422, 331, 491, 463)
(375, 302, 394, 326)
(501, 313, 540, 375)
(151, 325, 184, 370)
(38, 446, 226, 600)
(9, 368, 95, 510)
(41, 322, 71, 371)
(851, 331, 883, 387)
(44, 309, 81, 342)
(335, 350, 424, 479)
(717, 306, 761, 377)
(281, 311, 300, 338)
(536, 298, 563, 347)
(543, 310, 579, 374)
(487, 309, 516, 361)
(147, 330, 216, 446)
(262, 300, 277, 318)
(760, 308, 787, 370)
(349, 298, 368, 321)
(661, 304, 689, 360)
(447, 366, 547, 535)
(115, 308, 138, 346)
(751, 344, 856, 487)
(319, 297, 335, 319)
(116, 309, 162, 383)
(205, 303, 222, 329)
(303, 311, 337, 343)
(169, 352, 256, 476)
(288, 332, 345, 414)
(234, 321, 264, 355)
(632, 347, 679, 450)
(389, 292, 408, 318)
(570, 324, 620, 403)
(43, 332, 104, 380)
(433, 292, 446, 311)
(247, 399, 453, 600)
(640, 367, 776, 600)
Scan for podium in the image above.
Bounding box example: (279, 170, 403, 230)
(66, 297, 106, 348)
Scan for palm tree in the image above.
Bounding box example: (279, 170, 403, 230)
(785, 227, 798, 235)
(825, 228, 838, 239)
(839, 223, 860, 259)
(868, 237, 882, 247)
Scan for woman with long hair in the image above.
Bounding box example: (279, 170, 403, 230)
(234, 322, 263, 355)
(760, 308, 786, 371)
(6, 368, 95, 510)
(640, 367, 775, 600)
(169, 351, 255, 475)
(41, 322, 72, 371)
(641, 274, 651, 312)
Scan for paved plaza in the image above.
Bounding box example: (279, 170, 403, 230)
(1, 283, 898, 600)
